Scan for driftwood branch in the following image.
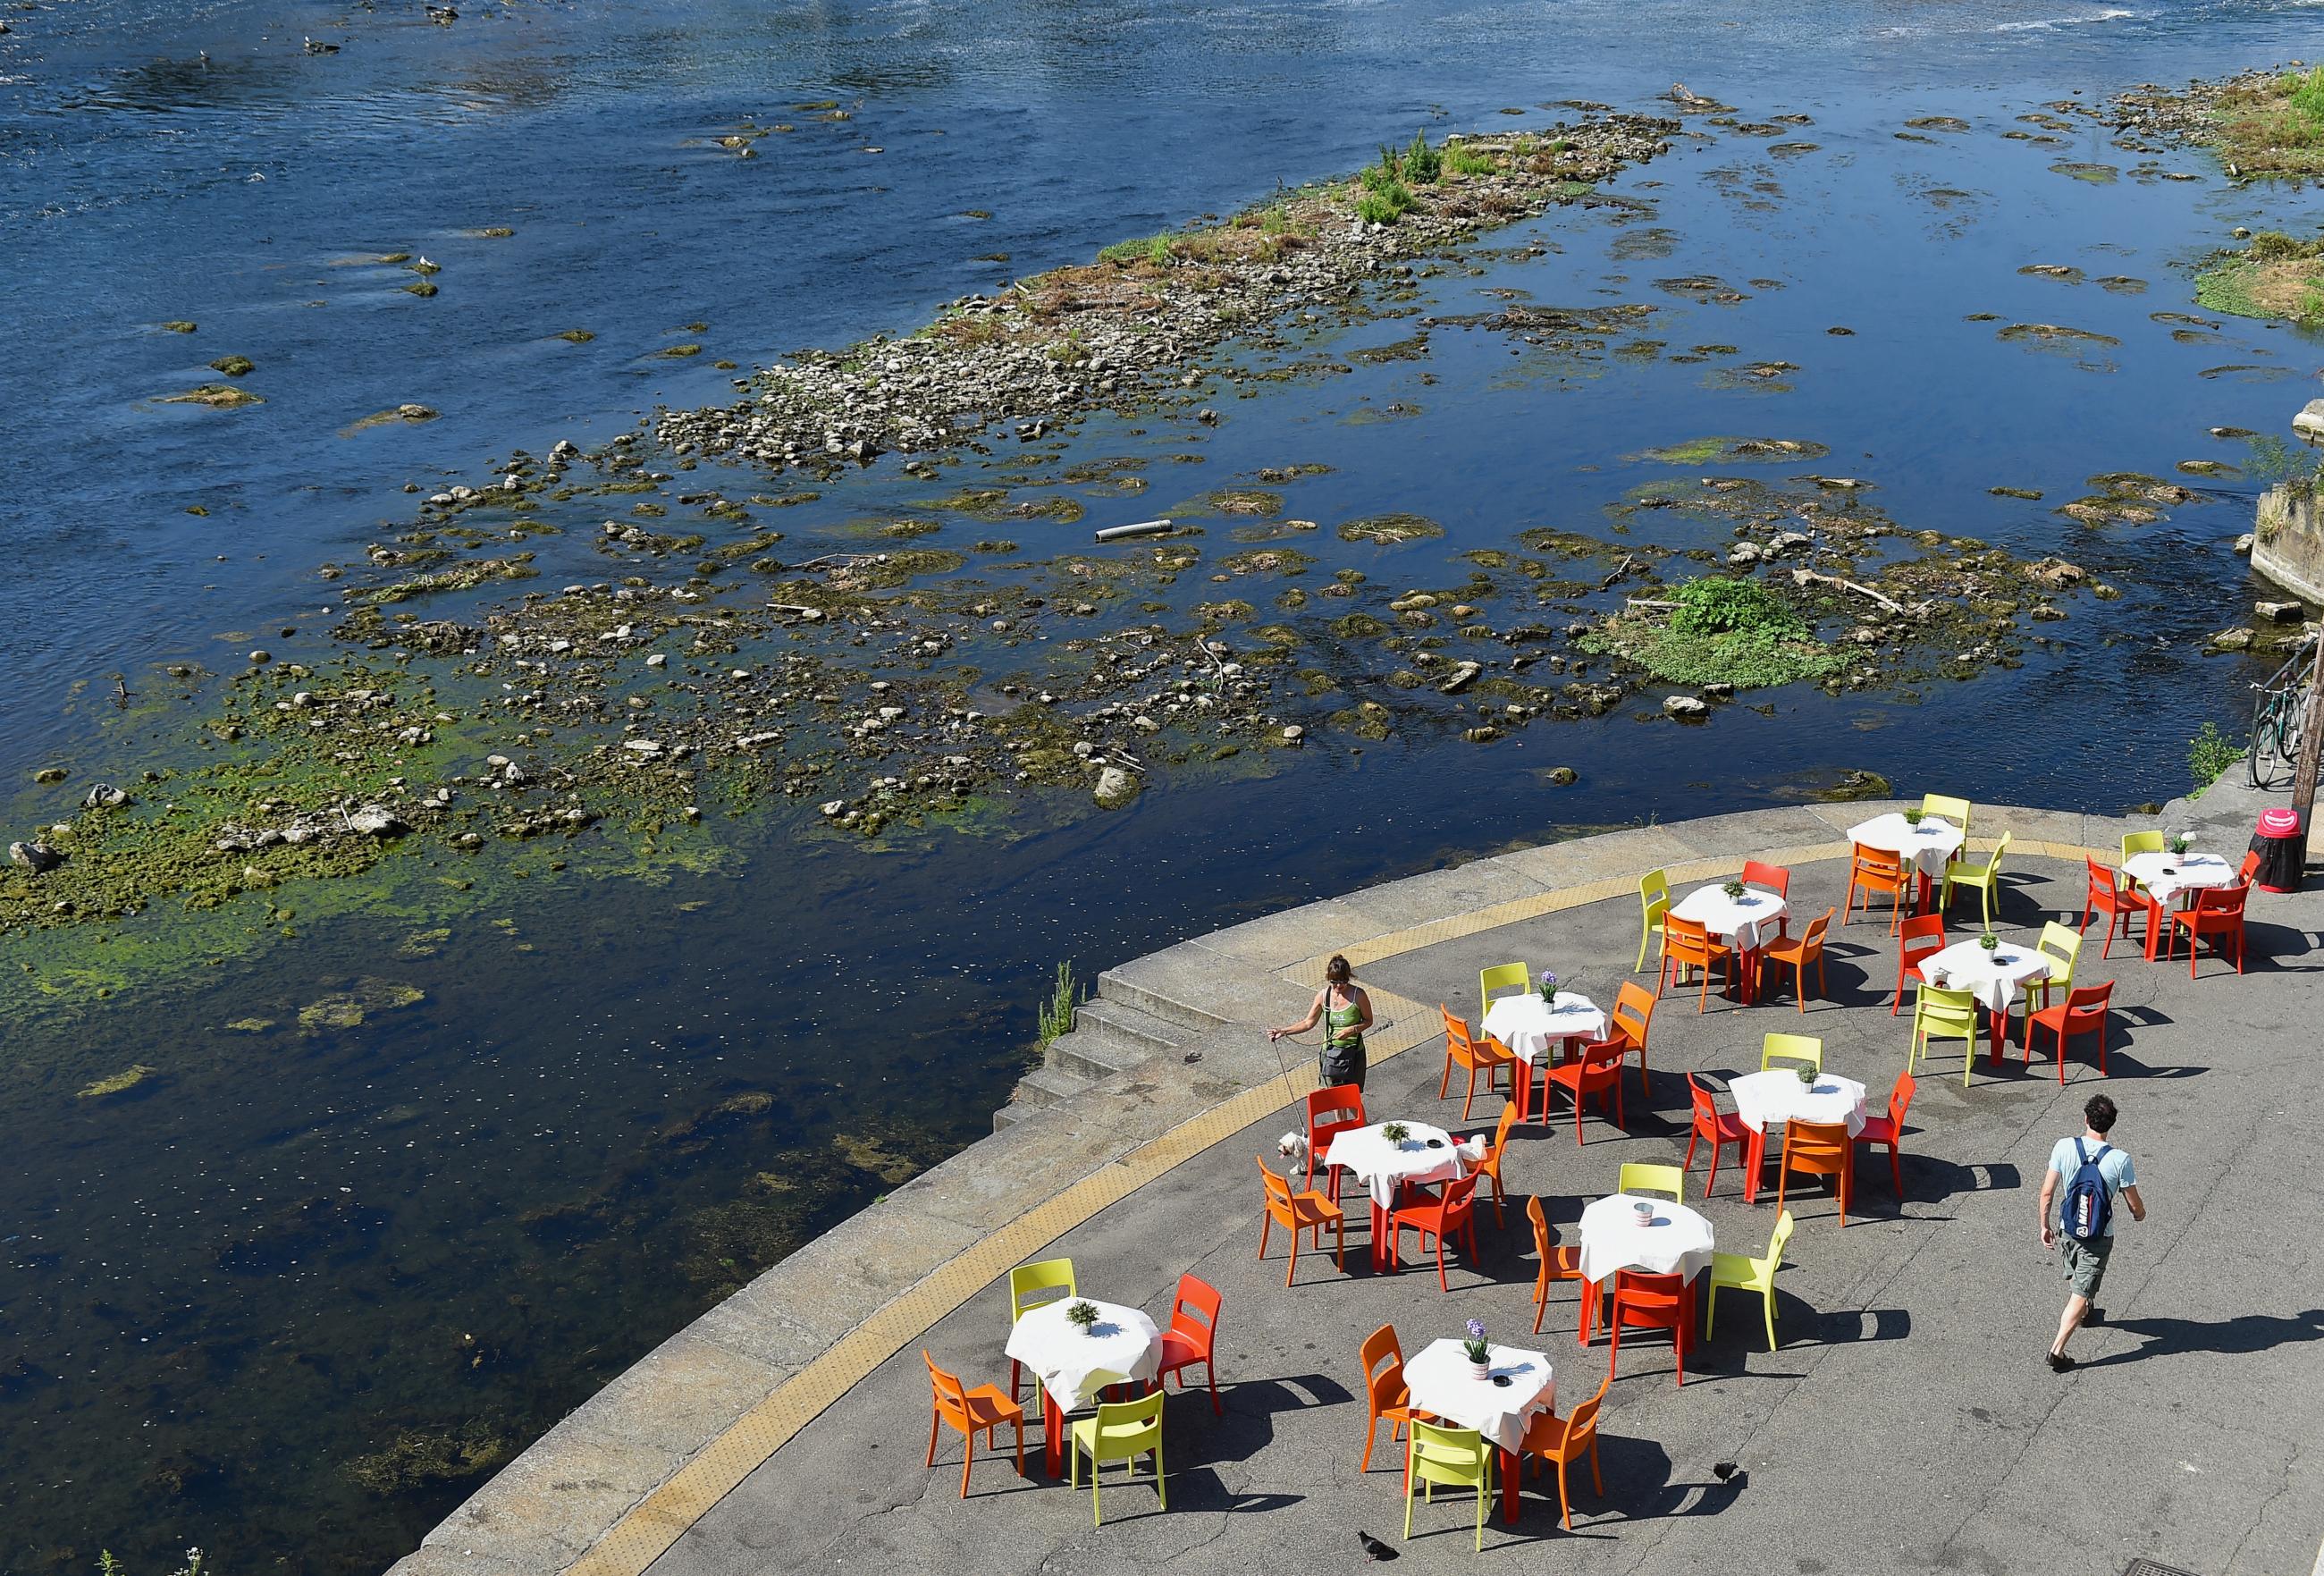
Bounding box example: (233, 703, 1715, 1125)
(1789, 568, 1904, 614)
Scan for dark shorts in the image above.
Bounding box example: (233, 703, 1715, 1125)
(2059, 1232, 2113, 1300)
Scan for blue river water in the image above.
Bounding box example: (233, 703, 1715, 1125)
(3, 0, 2321, 1570)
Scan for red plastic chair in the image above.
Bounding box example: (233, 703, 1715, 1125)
(1389, 1171, 1483, 1292)
(2239, 848, 2262, 882)
(1891, 914, 1947, 1016)
(924, 1350, 1026, 1497)
(2080, 855, 2149, 958)
(1542, 1036, 1629, 1147)
(1304, 1083, 1368, 1197)
(1658, 914, 1735, 1012)
(1605, 1269, 1692, 1386)
(1359, 1324, 1431, 1474)
(1850, 1070, 1917, 1196)
(1845, 841, 1911, 932)
(2168, 884, 2249, 976)
(1775, 1119, 1853, 1227)
(1683, 1072, 1748, 1198)
(1469, 1100, 1521, 1227)
(1741, 859, 1793, 938)
(1151, 1273, 1223, 1416)
(1256, 1156, 1345, 1286)
(2022, 981, 2113, 1083)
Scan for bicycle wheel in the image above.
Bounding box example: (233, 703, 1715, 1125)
(2282, 692, 2308, 774)
(2251, 695, 2289, 788)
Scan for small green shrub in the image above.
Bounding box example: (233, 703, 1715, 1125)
(1402, 131, 1443, 184)
(1443, 142, 1499, 177)
(2188, 721, 2242, 789)
(1036, 961, 1079, 1048)
(1098, 232, 1173, 266)
(1579, 576, 1838, 688)
(2286, 64, 2324, 126)
(1355, 166, 1415, 224)
(1668, 576, 1806, 637)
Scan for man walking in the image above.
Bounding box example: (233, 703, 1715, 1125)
(2037, 1092, 2145, 1372)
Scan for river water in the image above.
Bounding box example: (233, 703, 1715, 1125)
(4, 0, 2320, 1570)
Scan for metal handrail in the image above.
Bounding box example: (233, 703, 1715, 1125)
(2254, 632, 2319, 700)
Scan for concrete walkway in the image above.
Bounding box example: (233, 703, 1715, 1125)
(624, 813, 2324, 1576)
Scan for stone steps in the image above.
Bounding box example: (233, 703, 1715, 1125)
(1057, 998, 1190, 1075)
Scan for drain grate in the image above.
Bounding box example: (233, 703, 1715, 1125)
(2123, 1562, 2199, 1576)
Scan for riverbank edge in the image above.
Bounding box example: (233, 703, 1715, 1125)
(383, 799, 2154, 1576)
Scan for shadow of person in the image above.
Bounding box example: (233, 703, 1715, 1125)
(2077, 1308, 2324, 1369)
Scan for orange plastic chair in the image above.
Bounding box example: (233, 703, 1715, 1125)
(1605, 1269, 1692, 1386)
(2080, 855, 2149, 959)
(1469, 1100, 1521, 1227)
(1890, 914, 1947, 1015)
(1304, 1083, 1368, 1198)
(1684, 1072, 1749, 1198)
(1845, 842, 1910, 932)
(1741, 859, 1793, 938)
(924, 1350, 1025, 1497)
(1850, 1070, 1916, 1196)
(1658, 914, 1735, 1012)
(1526, 1195, 1585, 1335)
(1438, 1006, 1515, 1123)
(2168, 883, 2249, 976)
(1256, 1156, 1345, 1285)
(1762, 906, 1834, 1012)
(1390, 1171, 1483, 1292)
(1542, 1036, 1629, 1147)
(2240, 848, 2262, 882)
(2023, 981, 2113, 1083)
(1359, 1324, 1431, 1473)
(1520, 1370, 1610, 1530)
(1150, 1274, 1223, 1416)
(1774, 1118, 1853, 1226)
(1609, 981, 1658, 1091)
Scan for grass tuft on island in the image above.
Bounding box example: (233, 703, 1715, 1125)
(1579, 577, 1841, 689)
(2195, 231, 2324, 326)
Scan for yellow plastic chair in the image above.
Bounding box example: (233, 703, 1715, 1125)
(1070, 1387, 1166, 1525)
(1940, 830, 2013, 928)
(1705, 1209, 1797, 1351)
(1478, 963, 1530, 1024)
(1636, 870, 1671, 973)
(1919, 793, 1971, 843)
(2120, 829, 2164, 863)
(2026, 920, 2084, 1014)
(1404, 1420, 1494, 1551)
(1909, 984, 1982, 1086)
(1616, 1162, 1684, 1202)
(1007, 1259, 1077, 1412)
(1760, 1032, 1823, 1075)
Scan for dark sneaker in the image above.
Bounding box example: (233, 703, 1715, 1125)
(2045, 1351, 2076, 1373)
(2083, 1306, 2103, 1327)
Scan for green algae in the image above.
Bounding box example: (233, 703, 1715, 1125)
(1336, 513, 1444, 544)
(159, 383, 264, 409)
(77, 1064, 156, 1099)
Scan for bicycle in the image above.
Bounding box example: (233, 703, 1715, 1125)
(2249, 635, 2318, 788)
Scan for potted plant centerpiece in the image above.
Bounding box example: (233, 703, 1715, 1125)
(1065, 1299, 1100, 1336)
(1537, 971, 1559, 1006)
(1795, 1062, 1816, 1087)
(1381, 1121, 1410, 1146)
(1904, 805, 1925, 829)
(1723, 876, 1747, 900)
(1463, 1319, 1492, 1382)
(2170, 831, 2193, 860)
(1978, 929, 2000, 954)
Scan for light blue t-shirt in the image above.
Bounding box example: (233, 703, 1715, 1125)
(2049, 1136, 2136, 1237)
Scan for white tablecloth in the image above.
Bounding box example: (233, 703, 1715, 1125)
(1481, 992, 1606, 1066)
(2123, 850, 2235, 907)
(1004, 1298, 1161, 1412)
(1402, 1338, 1556, 1454)
(1323, 1121, 1473, 1209)
(1671, 884, 1789, 952)
(1576, 1193, 1715, 1287)
(1848, 813, 1965, 878)
(1729, 1069, 1868, 1138)
(1921, 939, 2050, 1016)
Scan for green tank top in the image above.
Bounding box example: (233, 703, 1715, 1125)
(1324, 990, 1364, 1048)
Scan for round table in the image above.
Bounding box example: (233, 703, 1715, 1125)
(1670, 884, 1789, 1000)
(1922, 939, 2051, 1064)
(2124, 851, 2236, 960)
(1848, 812, 1965, 879)
(1402, 1337, 1556, 1526)
(1004, 1297, 1162, 1475)
(1481, 992, 1606, 1122)
(1728, 1069, 1868, 1203)
(1322, 1121, 1477, 1270)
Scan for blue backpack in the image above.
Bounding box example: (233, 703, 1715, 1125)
(2062, 1139, 2113, 1242)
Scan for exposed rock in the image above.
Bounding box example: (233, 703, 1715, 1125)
(81, 783, 131, 809)
(346, 805, 408, 838)
(2295, 398, 2324, 445)
(2208, 628, 2255, 652)
(1092, 765, 1140, 809)
(1546, 766, 1579, 785)
(2256, 599, 2305, 624)
(10, 841, 64, 873)
(1438, 660, 1483, 694)
(1663, 695, 1710, 720)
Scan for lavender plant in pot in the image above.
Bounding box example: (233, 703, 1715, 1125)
(1462, 1319, 1492, 1382)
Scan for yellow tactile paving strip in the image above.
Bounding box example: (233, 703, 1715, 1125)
(563, 827, 2109, 1576)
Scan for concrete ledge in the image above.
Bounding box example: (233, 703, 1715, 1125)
(385, 801, 2131, 1576)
